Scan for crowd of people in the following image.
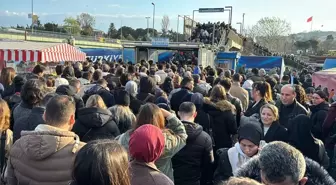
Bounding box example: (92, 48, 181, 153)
(189, 22, 231, 45)
(0, 59, 335, 185)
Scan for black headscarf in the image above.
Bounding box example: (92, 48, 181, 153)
(288, 115, 320, 162)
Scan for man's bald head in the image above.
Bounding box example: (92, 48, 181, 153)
(281, 84, 296, 105)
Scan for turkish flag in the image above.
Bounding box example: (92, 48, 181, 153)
(307, 16, 313, 22)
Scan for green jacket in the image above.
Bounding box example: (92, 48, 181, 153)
(116, 114, 187, 181)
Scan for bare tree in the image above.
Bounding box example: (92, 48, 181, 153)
(248, 17, 291, 52)
(77, 13, 96, 36)
(161, 15, 170, 35)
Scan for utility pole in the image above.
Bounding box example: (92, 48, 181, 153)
(145, 17, 150, 37)
(31, 0, 34, 33)
(152, 2, 155, 37)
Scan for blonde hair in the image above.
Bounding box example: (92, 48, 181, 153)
(224, 177, 262, 185)
(0, 99, 10, 131)
(210, 85, 227, 102)
(86, 95, 107, 109)
(260, 104, 279, 121)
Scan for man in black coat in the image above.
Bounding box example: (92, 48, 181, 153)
(171, 76, 194, 114)
(236, 141, 335, 185)
(276, 84, 308, 128)
(172, 102, 214, 185)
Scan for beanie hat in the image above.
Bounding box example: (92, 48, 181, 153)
(114, 90, 130, 106)
(314, 90, 328, 101)
(130, 124, 165, 163)
(238, 123, 263, 146)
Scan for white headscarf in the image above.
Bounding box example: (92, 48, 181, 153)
(125, 81, 138, 97)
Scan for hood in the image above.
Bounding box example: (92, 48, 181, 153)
(203, 97, 236, 115)
(129, 124, 164, 163)
(182, 121, 203, 141)
(85, 85, 104, 95)
(236, 156, 335, 185)
(56, 85, 76, 96)
(77, 107, 113, 128)
(19, 125, 80, 160)
(311, 102, 330, 113)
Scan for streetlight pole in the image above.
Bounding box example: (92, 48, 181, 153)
(237, 22, 242, 34)
(242, 13, 245, 35)
(145, 17, 150, 37)
(152, 2, 155, 37)
(31, 0, 34, 33)
(177, 15, 180, 42)
(225, 6, 233, 25)
(192, 10, 199, 26)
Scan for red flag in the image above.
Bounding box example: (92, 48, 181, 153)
(307, 16, 313, 22)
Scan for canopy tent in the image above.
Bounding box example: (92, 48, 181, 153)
(312, 68, 336, 90)
(323, 58, 336, 70)
(0, 41, 86, 63)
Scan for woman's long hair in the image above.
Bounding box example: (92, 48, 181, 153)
(252, 81, 273, 102)
(210, 85, 227, 102)
(135, 103, 165, 130)
(86, 95, 107, 109)
(72, 140, 131, 185)
(0, 67, 16, 87)
(0, 100, 10, 132)
(294, 85, 309, 106)
(109, 105, 136, 134)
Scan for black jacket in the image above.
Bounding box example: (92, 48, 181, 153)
(129, 95, 144, 115)
(263, 121, 288, 143)
(277, 99, 309, 128)
(202, 98, 237, 150)
(13, 107, 45, 142)
(136, 92, 155, 104)
(172, 121, 213, 185)
(244, 98, 267, 117)
(236, 157, 335, 185)
(82, 85, 115, 108)
(171, 87, 193, 113)
(72, 107, 120, 142)
(311, 102, 330, 140)
(195, 109, 211, 134)
(213, 148, 232, 184)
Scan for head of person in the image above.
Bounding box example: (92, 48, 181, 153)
(219, 78, 232, 92)
(265, 77, 277, 90)
(21, 79, 46, 107)
(260, 104, 279, 126)
(294, 85, 308, 106)
(305, 87, 315, 103)
(72, 140, 130, 185)
(157, 63, 164, 70)
(0, 99, 10, 131)
(116, 67, 125, 77)
(114, 90, 131, 107)
(181, 76, 194, 91)
(224, 177, 262, 185)
(46, 77, 55, 88)
(139, 76, 156, 94)
(62, 66, 75, 79)
(0, 67, 16, 87)
(93, 69, 103, 82)
(210, 85, 227, 102)
(32, 64, 46, 77)
(224, 70, 231, 78)
(43, 95, 76, 131)
(55, 65, 64, 76)
(120, 73, 131, 87)
(232, 73, 242, 83)
(178, 102, 197, 123)
(13, 76, 26, 93)
(280, 85, 296, 105)
(161, 77, 174, 94)
(192, 74, 200, 84)
(312, 90, 328, 105)
(125, 81, 138, 97)
(86, 94, 107, 109)
(69, 79, 81, 94)
(281, 75, 290, 83)
(252, 81, 272, 102)
(41, 93, 58, 107)
(83, 71, 93, 82)
(191, 92, 204, 110)
(135, 103, 165, 130)
(259, 69, 266, 77)
(129, 124, 164, 163)
(102, 64, 110, 73)
(252, 68, 259, 75)
(259, 141, 307, 185)
(238, 123, 262, 157)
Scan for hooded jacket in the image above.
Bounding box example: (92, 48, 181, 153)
(310, 102, 330, 140)
(236, 156, 335, 185)
(72, 107, 120, 142)
(117, 115, 187, 181)
(5, 124, 86, 185)
(202, 98, 237, 150)
(82, 85, 115, 108)
(172, 121, 213, 185)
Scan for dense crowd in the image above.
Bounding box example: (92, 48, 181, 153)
(189, 22, 230, 45)
(0, 59, 335, 185)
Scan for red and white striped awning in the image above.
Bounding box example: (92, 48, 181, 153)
(0, 42, 86, 63)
